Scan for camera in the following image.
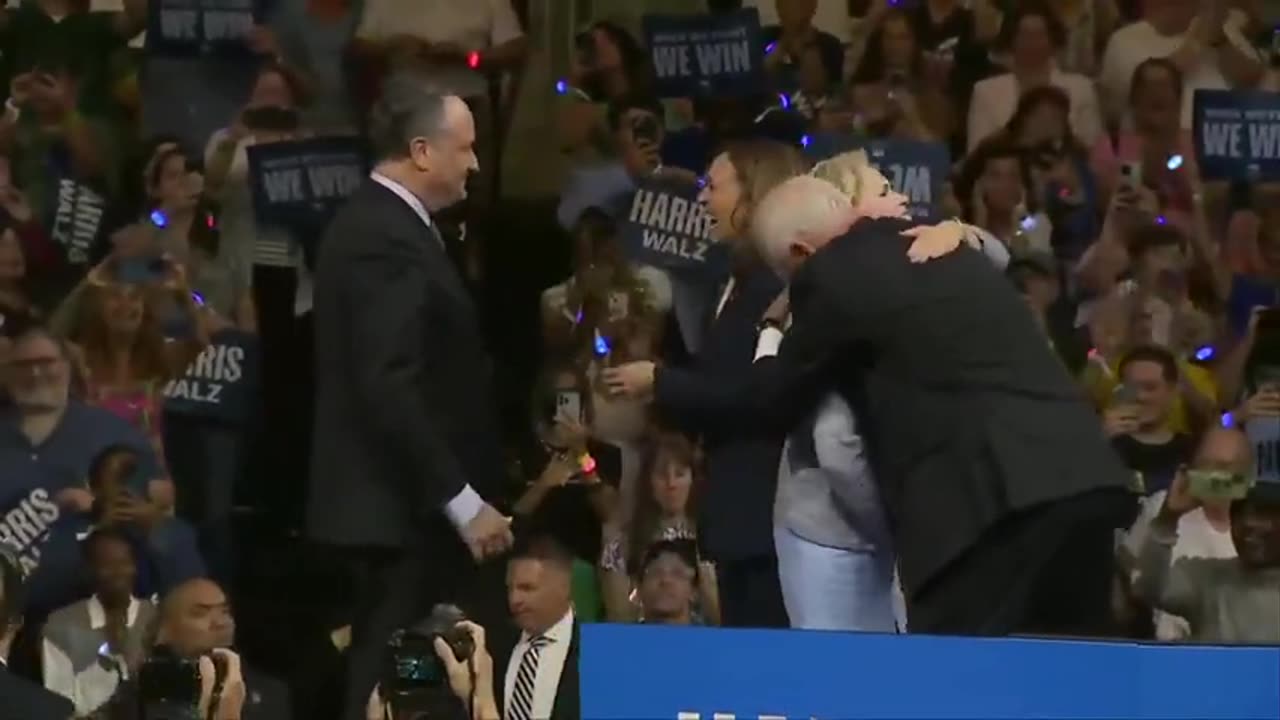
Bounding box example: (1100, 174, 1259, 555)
(138, 646, 225, 720)
(383, 605, 474, 696)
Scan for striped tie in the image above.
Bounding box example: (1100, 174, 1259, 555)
(507, 635, 551, 720)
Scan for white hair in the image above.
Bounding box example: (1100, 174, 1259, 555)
(752, 176, 853, 270)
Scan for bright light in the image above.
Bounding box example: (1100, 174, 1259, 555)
(593, 329, 611, 356)
(1166, 154, 1184, 170)
(1221, 412, 1234, 428)
(800, 134, 811, 148)
(1155, 215, 1167, 225)
(764, 41, 777, 55)
(1019, 215, 1037, 231)
(778, 93, 790, 109)
(555, 79, 568, 95)
(1195, 345, 1215, 361)
(467, 51, 480, 69)
(149, 209, 167, 228)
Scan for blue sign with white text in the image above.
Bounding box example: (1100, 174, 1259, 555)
(247, 136, 367, 231)
(579, 624, 1280, 720)
(643, 9, 764, 98)
(619, 175, 729, 278)
(146, 0, 262, 57)
(805, 134, 949, 220)
(163, 329, 260, 426)
(1193, 89, 1280, 181)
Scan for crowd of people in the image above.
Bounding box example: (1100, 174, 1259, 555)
(2, 0, 1280, 718)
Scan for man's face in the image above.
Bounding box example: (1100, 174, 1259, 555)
(698, 154, 743, 242)
(1120, 359, 1174, 429)
(419, 97, 478, 208)
(638, 552, 695, 623)
(5, 334, 70, 413)
(88, 536, 137, 601)
(506, 558, 570, 636)
(1232, 501, 1280, 568)
(163, 581, 235, 656)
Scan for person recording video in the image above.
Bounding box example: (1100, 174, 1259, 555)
(366, 614, 499, 720)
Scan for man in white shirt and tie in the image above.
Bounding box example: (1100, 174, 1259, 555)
(503, 536, 578, 720)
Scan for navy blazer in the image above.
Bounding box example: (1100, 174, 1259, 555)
(653, 266, 785, 562)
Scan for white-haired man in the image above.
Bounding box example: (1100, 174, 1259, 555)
(750, 176, 1135, 637)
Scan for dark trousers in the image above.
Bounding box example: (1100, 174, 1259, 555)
(908, 488, 1138, 637)
(338, 535, 512, 720)
(715, 554, 790, 629)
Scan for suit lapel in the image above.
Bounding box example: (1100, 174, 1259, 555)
(548, 622, 580, 720)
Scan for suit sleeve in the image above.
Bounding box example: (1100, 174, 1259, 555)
(344, 239, 478, 522)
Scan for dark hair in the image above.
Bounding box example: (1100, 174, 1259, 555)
(1119, 344, 1179, 384)
(0, 545, 24, 633)
(639, 538, 699, 576)
(582, 20, 656, 100)
(1129, 57, 1184, 104)
(81, 527, 137, 562)
(511, 534, 574, 571)
(998, 1, 1066, 52)
(368, 74, 450, 162)
(956, 137, 1038, 220)
(626, 432, 700, 574)
(606, 93, 664, 132)
(851, 8, 922, 84)
(1006, 85, 1084, 153)
(87, 443, 141, 490)
(254, 60, 309, 108)
(1128, 223, 1186, 260)
(146, 147, 188, 197)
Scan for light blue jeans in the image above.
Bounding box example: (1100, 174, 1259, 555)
(774, 526, 903, 632)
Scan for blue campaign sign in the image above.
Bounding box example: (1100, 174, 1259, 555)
(163, 329, 260, 426)
(619, 175, 729, 279)
(643, 9, 764, 98)
(146, 0, 262, 57)
(805, 134, 949, 221)
(247, 136, 367, 231)
(1193, 89, 1280, 181)
(580, 624, 1280, 720)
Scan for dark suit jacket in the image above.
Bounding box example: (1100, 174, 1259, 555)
(307, 181, 506, 549)
(771, 218, 1130, 594)
(652, 266, 785, 562)
(102, 662, 290, 720)
(499, 622, 579, 720)
(0, 666, 73, 720)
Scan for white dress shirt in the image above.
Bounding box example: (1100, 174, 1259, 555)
(503, 608, 574, 720)
(967, 66, 1104, 152)
(42, 596, 142, 716)
(369, 171, 483, 529)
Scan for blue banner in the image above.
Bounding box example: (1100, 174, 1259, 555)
(580, 624, 1280, 720)
(247, 136, 367, 231)
(1193, 89, 1280, 181)
(146, 0, 262, 57)
(805, 134, 949, 221)
(643, 9, 764, 98)
(619, 176, 729, 278)
(162, 329, 260, 426)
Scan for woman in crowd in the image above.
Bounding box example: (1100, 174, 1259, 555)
(600, 432, 718, 624)
(957, 138, 1053, 254)
(968, 2, 1103, 152)
(849, 8, 955, 141)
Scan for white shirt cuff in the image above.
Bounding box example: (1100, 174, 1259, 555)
(444, 485, 483, 530)
(755, 327, 784, 361)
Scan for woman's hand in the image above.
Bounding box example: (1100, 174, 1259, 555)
(554, 415, 589, 451)
(1237, 387, 1280, 423)
(903, 219, 966, 263)
(148, 477, 177, 511)
(536, 454, 577, 489)
(602, 361, 657, 399)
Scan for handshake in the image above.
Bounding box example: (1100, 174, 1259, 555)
(368, 609, 499, 720)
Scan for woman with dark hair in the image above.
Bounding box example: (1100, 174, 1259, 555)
(845, 8, 954, 141)
(967, 2, 1102, 151)
(956, 137, 1053, 254)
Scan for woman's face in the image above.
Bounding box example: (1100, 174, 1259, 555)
(249, 70, 294, 109)
(153, 154, 200, 211)
(699, 153, 745, 241)
(591, 28, 624, 72)
(101, 284, 146, 335)
(1011, 14, 1054, 69)
(650, 452, 693, 517)
(1019, 101, 1067, 147)
(981, 157, 1025, 214)
(1132, 66, 1180, 130)
(881, 16, 917, 71)
(0, 229, 25, 285)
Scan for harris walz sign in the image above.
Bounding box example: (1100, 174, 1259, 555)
(246, 136, 367, 231)
(147, 0, 262, 57)
(163, 329, 260, 425)
(47, 177, 106, 268)
(620, 175, 728, 279)
(643, 9, 764, 98)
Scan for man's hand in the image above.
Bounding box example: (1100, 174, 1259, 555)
(1102, 404, 1140, 437)
(1161, 468, 1199, 519)
(103, 491, 162, 530)
(30, 72, 76, 116)
(1238, 387, 1280, 422)
(461, 504, 513, 562)
(54, 487, 94, 514)
(902, 220, 965, 263)
(763, 289, 789, 325)
(197, 648, 246, 720)
(433, 621, 496, 709)
(602, 361, 656, 399)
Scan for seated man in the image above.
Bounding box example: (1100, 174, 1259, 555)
(637, 539, 699, 626)
(0, 325, 203, 614)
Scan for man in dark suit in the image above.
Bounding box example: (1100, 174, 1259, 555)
(0, 548, 74, 720)
(748, 175, 1135, 636)
(502, 536, 579, 720)
(308, 74, 514, 720)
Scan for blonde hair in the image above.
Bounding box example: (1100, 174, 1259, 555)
(809, 149, 875, 204)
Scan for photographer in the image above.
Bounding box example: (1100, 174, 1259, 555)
(1, 546, 75, 720)
(366, 621, 500, 720)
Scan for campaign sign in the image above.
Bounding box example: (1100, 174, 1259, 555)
(620, 176, 729, 278)
(163, 329, 260, 425)
(643, 9, 764, 98)
(46, 178, 106, 267)
(580, 624, 1280, 720)
(146, 0, 261, 57)
(247, 136, 367, 230)
(804, 133, 948, 221)
(1193, 89, 1280, 181)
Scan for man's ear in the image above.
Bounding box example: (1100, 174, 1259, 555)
(408, 137, 432, 173)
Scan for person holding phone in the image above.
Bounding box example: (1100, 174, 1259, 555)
(1105, 346, 1196, 497)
